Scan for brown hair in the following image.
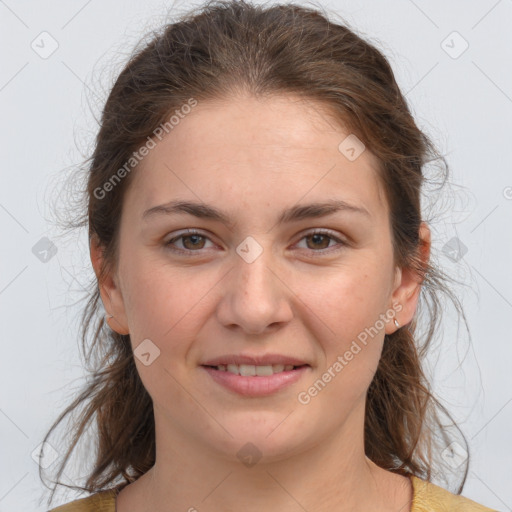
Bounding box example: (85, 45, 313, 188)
(41, 0, 471, 506)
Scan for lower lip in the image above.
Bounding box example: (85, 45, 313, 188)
(201, 365, 310, 397)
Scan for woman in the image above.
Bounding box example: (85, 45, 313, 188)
(42, 1, 496, 510)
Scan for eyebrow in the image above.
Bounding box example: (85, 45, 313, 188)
(142, 199, 371, 227)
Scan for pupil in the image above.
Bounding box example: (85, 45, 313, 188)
(185, 235, 203, 249)
(309, 234, 328, 249)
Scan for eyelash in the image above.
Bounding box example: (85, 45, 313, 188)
(164, 228, 347, 256)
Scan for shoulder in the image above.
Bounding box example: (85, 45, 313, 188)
(411, 475, 498, 512)
(47, 489, 117, 512)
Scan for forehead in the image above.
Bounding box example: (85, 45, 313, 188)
(126, 93, 388, 220)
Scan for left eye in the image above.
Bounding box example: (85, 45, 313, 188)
(165, 229, 345, 254)
(295, 231, 345, 252)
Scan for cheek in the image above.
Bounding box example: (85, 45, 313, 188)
(122, 265, 211, 408)
(297, 271, 388, 410)
(295, 262, 391, 405)
(121, 262, 220, 376)
(299, 262, 391, 344)
(121, 257, 198, 334)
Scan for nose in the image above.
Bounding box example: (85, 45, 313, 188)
(215, 241, 294, 335)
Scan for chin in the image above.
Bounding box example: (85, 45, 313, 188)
(204, 413, 313, 464)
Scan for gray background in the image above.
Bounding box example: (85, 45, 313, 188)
(1, 0, 511, 510)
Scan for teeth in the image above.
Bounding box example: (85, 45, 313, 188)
(256, 365, 274, 376)
(227, 364, 239, 374)
(214, 364, 299, 375)
(240, 364, 256, 376)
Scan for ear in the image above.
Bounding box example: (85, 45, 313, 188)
(385, 221, 431, 334)
(90, 234, 130, 335)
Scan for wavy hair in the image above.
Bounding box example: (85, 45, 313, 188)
(41, 0, 471, 506)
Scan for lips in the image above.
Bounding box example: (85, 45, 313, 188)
(200, 354, 311, 396)
(201, 354, 309, 367)
(208, 363, 305, 376)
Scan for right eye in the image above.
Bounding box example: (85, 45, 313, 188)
(165, 229, 216, 254)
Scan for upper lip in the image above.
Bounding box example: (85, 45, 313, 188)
(201, 354, 309, 367)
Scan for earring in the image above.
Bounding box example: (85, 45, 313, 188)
(104, 312, 129, 335)
(394, 319, 400, 329)
(105, 313, 115, 329)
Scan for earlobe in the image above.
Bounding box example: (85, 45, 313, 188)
(101, 286, 130, 336)
(89, 234, 130, 336)
(386, 221, 431, 334)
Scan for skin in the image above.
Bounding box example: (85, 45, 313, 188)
(90, 93, 431, 512)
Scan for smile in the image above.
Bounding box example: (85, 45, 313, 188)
(206, 363, 306, 376)
(201, 364, 310, 396)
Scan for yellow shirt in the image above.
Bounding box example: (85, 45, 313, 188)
(48, 475, 498, 511)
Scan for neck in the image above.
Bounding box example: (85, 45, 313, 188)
(124, 400, 412, 512)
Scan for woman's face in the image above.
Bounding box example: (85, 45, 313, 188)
(93, 93, 426, 464)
